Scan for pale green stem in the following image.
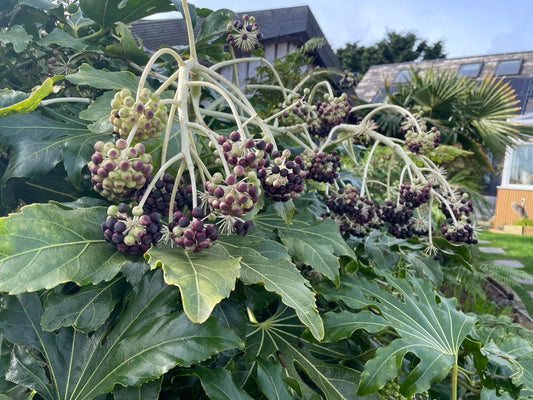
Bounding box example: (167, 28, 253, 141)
(308, 80, 334, 105)
(182, 0, 197, 60)
(39, 97, 92, 106)
(293, 69, 339, 92)
(285, 131, 314, 152)
(125, 121, 141, 148)
(210, 56, 288, 101)
(451, 362, 458, 400)
(186, 121, 231, 176)
(161, 90, 180, 166)
(168, 161, 186, 219)
(187, 80, 246, 134)
(138, 152, 185, 209)
(128, 61, 178, 90)
(360, 139, 380, 199)
(137, 48, 185, 97)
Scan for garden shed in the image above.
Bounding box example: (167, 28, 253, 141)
(492, 113, 533, 229)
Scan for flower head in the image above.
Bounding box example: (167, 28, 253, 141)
(226, 14, 263, 52)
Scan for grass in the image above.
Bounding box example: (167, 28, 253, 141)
(475, 230, 533, 272)
(474, 229, 533, 317)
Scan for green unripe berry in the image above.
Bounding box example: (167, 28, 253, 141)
(123, 96, 134, 107)
(107, 205, 118, 216)
(120, 89, 131, 98)
(123, 234, 136, 246)
(132, 205, 143, 216)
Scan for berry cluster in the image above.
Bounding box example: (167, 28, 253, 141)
(307, 93, 351, 139)
(378, 201, 416, 239)
(301, 148, 341, 184)
(136, 173, 192, 217)
(109, 88, 168, 142)
(378, 381, 409, 400)
(276, 94, 310, 127)
(257, 149, 306, 202)
(215, 131, 268, 173)
(438, 189, 477, 244)
(324, 185, 382, 237)
(102, 203, 162, 254)
(405, 124, 441, 154)
(168, 207, 219, 252)
(226, 14, 263, 52)
(88, 139, 152, 201)
(398, 182, 432, 208)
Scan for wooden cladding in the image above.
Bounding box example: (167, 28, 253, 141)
(493, 187, 533, 228)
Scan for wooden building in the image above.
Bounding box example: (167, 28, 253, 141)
(131, 6, 342, 87)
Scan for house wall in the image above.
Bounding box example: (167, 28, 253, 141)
(493, 187, 533, 228)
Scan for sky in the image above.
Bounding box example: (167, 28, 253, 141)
(151, 0, 533, 59)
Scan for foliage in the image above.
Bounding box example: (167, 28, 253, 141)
(336, 30, 446, 76)
(513, 217, 533, 226)
(0, 2, 532, 400)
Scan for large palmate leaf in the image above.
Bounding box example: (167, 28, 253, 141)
(244, 306, 364, 400)
(0, 109, 110, 187)
(66, 63, 139, 91)
(0, 269, 243, 400)
(0, 25, 31, 52)
(146, 244, 241, 324)
(79, 0, 176, 28)
(191, 367, 254, 400)
(0, 204, 129, 293)
(41, 276, 126, 332)
(255, 209, 355, 284)
(217, 231, 324, 341)
(320, 274, 476, 397)
(0, 76, 63, 117)
(38, 28, 88, 52)
(112, 378, 161, 400)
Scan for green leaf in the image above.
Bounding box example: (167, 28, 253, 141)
(103, 22, 149, 65)
(191, 366, 254, 400)
(79, 92, 114, 121)
(0, 110, 110, 187)
(41, 276, 126, 332)
(0, 204, 130, 294)
(0, 89, 30, 108)
(79, 0, 176, 28)
(480, 387, 514, 400)
(245, 306, 361, 400)
(273, 199, 295, 226)
(256, 358, 294, 400)
(0, 76, 63, 117)
(38, 28, 88, 52)
(5, 345, 50, 398)
(66, 63, 139, 91)
(218, 234, 324, 341)
(112, 378, 161, 400)
(197, 8, 232, 41)
(0, 270, 243, 400)
(146, 244, 241, 324)
(320, 274, 476, 397)
(19, 0, 57, 11)
(0, 25, 32, 52)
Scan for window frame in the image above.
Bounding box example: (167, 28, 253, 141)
(495, 58, 523, 76)
(500, 138, 533, 189)
(394, 69, 411, 84)
(457, 62, 483, 77)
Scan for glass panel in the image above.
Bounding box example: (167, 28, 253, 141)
(509, 144, 533, 185)
(458, 62, 482, 77)
(495, 59, 522, 75)
(395, 69, 410, 83)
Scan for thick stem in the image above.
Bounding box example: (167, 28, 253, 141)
(40, 97, 92, 106)
(182, 0, 197, 60)
(451, 362, 458, 400)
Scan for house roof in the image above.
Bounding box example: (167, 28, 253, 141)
(130, 6, 341, 69)
(356, 50, 533, 113)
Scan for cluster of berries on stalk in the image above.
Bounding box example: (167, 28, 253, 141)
(307, 93, 351, 139)
(324, 185, 382, 237)
(168, 207, 219, 252)
(88, 139, 152, 201)
(404, 123, 441, 155)
(102, 203, 162, 254)
(226, 14, 263, 52)
(109, 88, 168, 142)
(258, 148, 306, 202)
(136, 173, 193, 216)
(439, 189, 477, 244)
(276, 93, 310, 126)
(301, 148, 341, 184)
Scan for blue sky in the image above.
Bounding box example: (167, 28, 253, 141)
(154, 1, 533, 58)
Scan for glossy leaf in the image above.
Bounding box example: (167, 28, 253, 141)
(38, 28, 88, 52)
(0, 76, 63, 117)
(79, 0, 176, 28)
(41, 276, 126, 332)
(321, 274, 476, 397)
(0, 25, 32, 52)
(112, 378, 161, 400)
(19, 0, 57, 11)
(146, 244, 241, 323)
(103, 22, 149, 65)
(0, 270, 243, 400)
(245, 306, 361, 400)
(218, 234, 324, 341)
(0, 110, 110, 187)
(256, 358, 294, 400)
(191, 366, 254, 400)
(66, 63, 139, 91)
(0, 204, 129, 293)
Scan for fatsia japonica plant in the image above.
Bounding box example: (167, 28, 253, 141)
(1, 1, 533, 399)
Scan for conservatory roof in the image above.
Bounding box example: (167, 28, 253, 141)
(508, 112, 533, 127)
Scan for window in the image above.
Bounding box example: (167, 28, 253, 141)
(458, 62, 482, 77)
(508, 143, 533, 185)
(495, 59, 522, 75)
(395, 69, 411, 84)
